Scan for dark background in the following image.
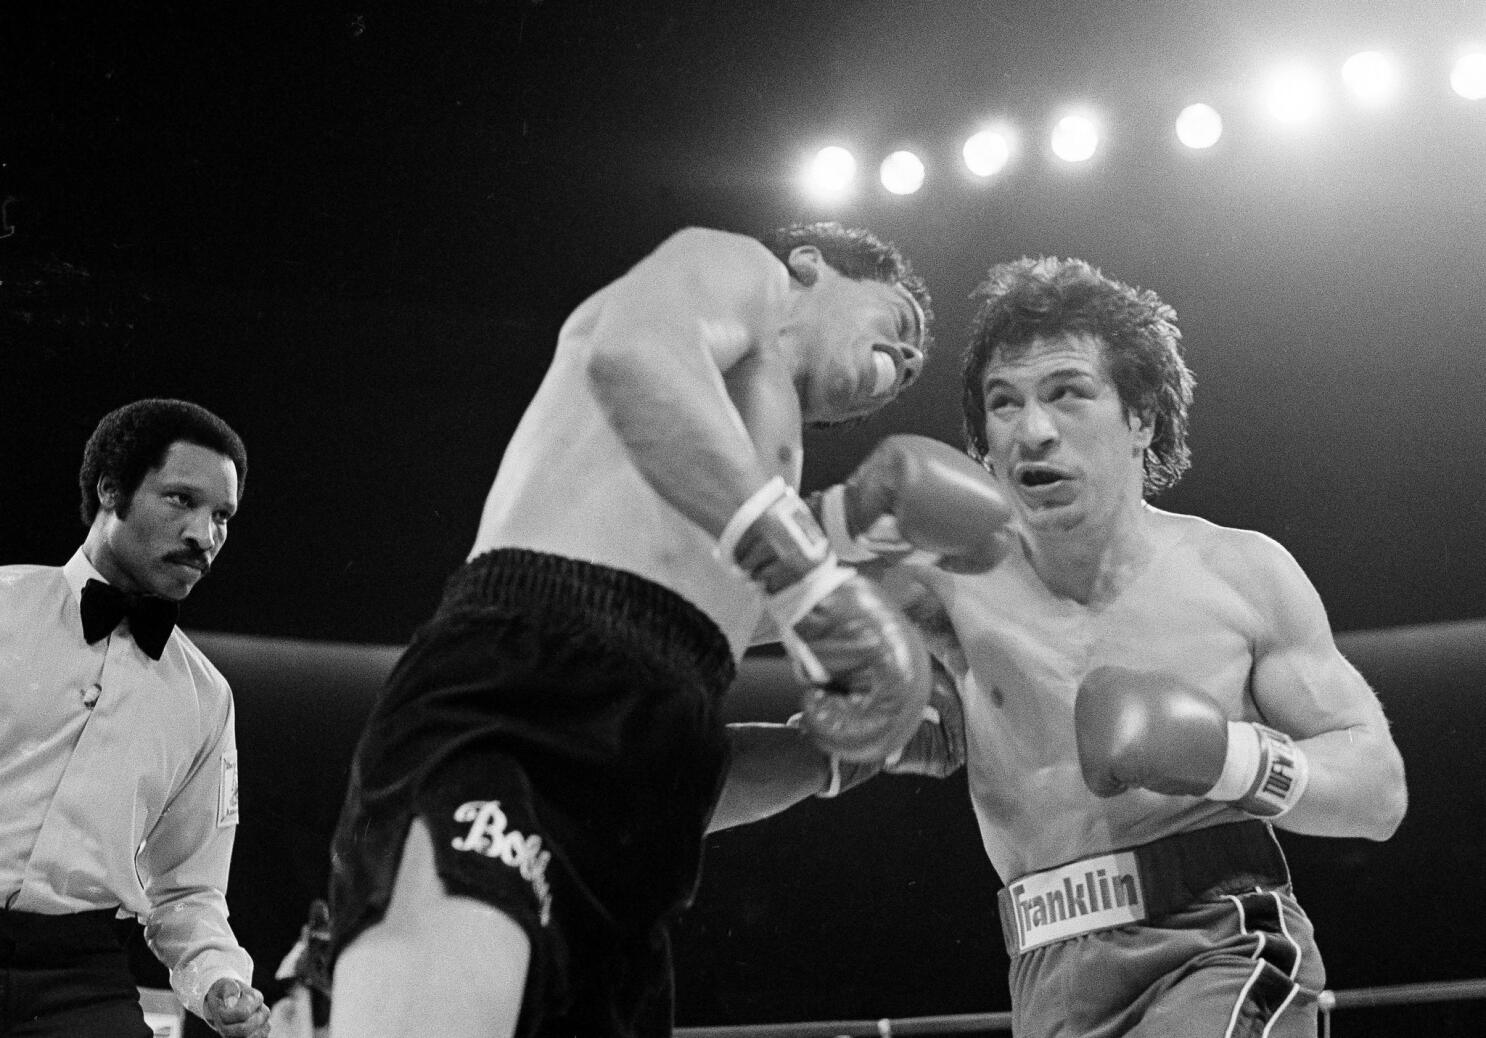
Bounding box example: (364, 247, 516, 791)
(3, 0, 1484, 1032)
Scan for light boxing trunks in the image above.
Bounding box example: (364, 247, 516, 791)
(998, 821, 1327, 1038)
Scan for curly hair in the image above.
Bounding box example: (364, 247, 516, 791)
(961, 257, 1194, 497)
(761, 221, 934, 359)
(79, 398, 248, 524)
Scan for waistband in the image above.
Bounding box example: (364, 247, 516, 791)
(0, 906, 125, 946)
(997, 820, 1289, 956)
(437, 548, 737, 698)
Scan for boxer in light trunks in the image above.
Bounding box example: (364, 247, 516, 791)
(326, 223, 945, 1038)
(715, 257, 1407, 1037)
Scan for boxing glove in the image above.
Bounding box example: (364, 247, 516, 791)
(720, 476, 933, 762)
(805, 662, 967, 798)
(810, 434, 1014, 574)
(1074, 665, 1309, 818)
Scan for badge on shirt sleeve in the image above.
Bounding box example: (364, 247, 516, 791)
(218, 752, 240, 828)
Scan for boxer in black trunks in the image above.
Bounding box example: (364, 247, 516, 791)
(327, 223, 937, 1038)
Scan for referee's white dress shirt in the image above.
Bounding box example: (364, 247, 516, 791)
(0, 548, 253, 1015)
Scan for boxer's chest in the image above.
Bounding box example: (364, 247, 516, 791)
(951, 551, 1259, 729)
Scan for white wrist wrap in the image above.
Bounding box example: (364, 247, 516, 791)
(822, 755, 845, 799)
(719, 477, 855, 687)
(788, 711, 848, 799)
(1210, 721, 1310, 818)
(768, 562, 854, 686)
(1208, 722, 1261, 802)
(818, 484, 878, 563)
(717, 476, 791, 565)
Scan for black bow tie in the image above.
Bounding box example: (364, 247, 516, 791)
(80, 579, 179, 661)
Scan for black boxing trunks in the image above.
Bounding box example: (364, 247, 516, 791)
(328, 548, 736, 1038)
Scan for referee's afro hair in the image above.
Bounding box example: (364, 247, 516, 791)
(79, 398, 247, 524)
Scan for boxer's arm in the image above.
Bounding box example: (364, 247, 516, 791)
(586, 227, 795, 538)
(708, 722, 832, 832)
(874, 562, 969, 675)
(1242, 533, 1407, 840)
(708, 668, 964, 833)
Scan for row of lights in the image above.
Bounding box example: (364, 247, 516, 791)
(805, 48, 1486, 198)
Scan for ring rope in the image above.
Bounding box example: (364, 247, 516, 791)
(676, 978, 1486, 1038)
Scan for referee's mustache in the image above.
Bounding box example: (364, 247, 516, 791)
(165, 550, 212, 576)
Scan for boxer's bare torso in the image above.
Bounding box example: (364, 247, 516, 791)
(909, 509, 1277, 880)
(471, 227, 924, 660)
(470, 231, 801, 659)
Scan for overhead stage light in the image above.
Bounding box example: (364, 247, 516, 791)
(1262, 63, 1326, 124)
(794, 37, 1478, 199)
(804, 146, 856, 201)
(1050, 114, 1100, 163)
(880, 150, 926, 195)
(1341, 50, 1400, 106)
(1451, 51, 1486, 100)
(962, 129, 1012, 177)
(1175, 103, 1223, 149)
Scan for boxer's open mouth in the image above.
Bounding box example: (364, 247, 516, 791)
(1018, 466, 1066, 487)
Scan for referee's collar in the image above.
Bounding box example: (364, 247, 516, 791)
(62, 547, 109, 604)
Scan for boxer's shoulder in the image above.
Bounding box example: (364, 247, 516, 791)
(1146, 509, 1284, 578)
(634, 227, 781, 295)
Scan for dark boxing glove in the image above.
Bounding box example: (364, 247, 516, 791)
(811, 434, 1014, 574)
(1074, 665, 1309, 818)
(799, 662, 967, 798)
(720, 476, 933, 762)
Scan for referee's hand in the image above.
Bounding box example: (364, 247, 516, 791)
(204, 976, 272, 1038)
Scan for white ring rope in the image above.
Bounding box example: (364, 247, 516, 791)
(675, 978, 1486, 1038)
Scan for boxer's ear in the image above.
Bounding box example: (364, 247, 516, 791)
(1129, 410, 1155, 453)
(786, 245, 823, 287)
